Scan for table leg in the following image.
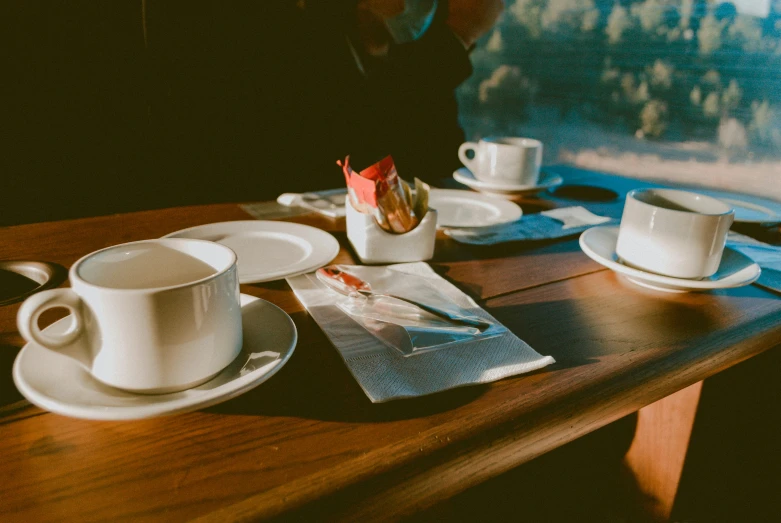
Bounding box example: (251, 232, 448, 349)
(623, 381, 704, 522)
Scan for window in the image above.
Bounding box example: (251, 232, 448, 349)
(457, 0, 781, 198)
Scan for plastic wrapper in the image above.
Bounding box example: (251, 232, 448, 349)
(313, 265, 505, 357)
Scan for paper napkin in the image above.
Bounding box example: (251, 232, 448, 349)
(240, 201, 309, 220)
(541, 206, 613, 230)
(243, 189, 347, 219)
(287, 263, 555, 402)
(727, 232, 781, 293)
(277, 188, 347, 218)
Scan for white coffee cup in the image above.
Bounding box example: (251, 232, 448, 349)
(458, 137, 543, 185)
(17, 238, 242, 393)
(616, 189, 735, 279)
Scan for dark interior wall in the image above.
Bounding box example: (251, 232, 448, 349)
(5, 2, 149, 225)
(144, 2, 350, 207)
(4, 1, 357, 226)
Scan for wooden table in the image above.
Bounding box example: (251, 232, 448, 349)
(2, 201, 780, 522)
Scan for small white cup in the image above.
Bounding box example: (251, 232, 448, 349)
(17, 238, 242, 393)
(616, 189, 735, 279)
(458, 137, 542, 186)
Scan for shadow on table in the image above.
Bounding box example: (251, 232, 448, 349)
(433, 234, 583, 265)
(405, 412, 647, 523)
(209, 274, 747, 423)
(207, 292, 620, 422)
(205, 309, 490, 422)
(484, 278, 728, 368)
(732, 222, 781, 245)
(1, 345, 25, 410)
(431, 240, 594, 302)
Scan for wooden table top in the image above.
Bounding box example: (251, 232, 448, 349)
(2, 201, 780, 522)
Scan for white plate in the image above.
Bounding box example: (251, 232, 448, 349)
(164, 221, 340, 283)
(675, 188, 781, 224)
(453, 168, 563, 196)
(717, 197, 781, 224)
(428, 189, 522, 228)
(579, 226, 761, 293)
(13, 294, 297, 420)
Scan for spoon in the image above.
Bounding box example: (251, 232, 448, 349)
(316, 266, 491, 330)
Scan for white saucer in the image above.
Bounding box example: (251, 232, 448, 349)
(453, 168, 563, 196)
(428, 189, 522, 228)
(12, 294, 297, 420)
(164, 221, 340, 283)
(579, 226, 761, 293)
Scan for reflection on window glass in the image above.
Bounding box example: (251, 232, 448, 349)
(457, 0, 781, 198)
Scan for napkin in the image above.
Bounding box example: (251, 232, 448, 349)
(446, 206, 616, 245)
(727, 232, 781, 293)
(541, 206, 613, 230)
(240, 201, 310, 220)
(287, 263, 555, 402)
(275, 188, 347, 218)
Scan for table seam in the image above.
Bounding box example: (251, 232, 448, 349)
(476, 266, 609, 304)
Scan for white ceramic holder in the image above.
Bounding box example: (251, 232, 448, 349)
(345, 197, 437, 264)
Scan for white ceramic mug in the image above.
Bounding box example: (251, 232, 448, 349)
(17, 238, 242, 393)
(616, 189, 735, 279)
(458, 137, 542, 185)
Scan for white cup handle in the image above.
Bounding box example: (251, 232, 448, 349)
(458, 142, 480, 172)
(17, 288, 87, 352)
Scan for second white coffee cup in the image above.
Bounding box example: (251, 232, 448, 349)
(458, 137, 543, 186)
(17, 238, 243, 393)
(616, 189, 735, 279)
